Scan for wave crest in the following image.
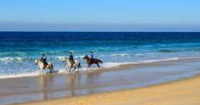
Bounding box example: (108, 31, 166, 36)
(0, 57, 181, 79)
(111, 54, 130, 57)
(0, 57, 35, 62)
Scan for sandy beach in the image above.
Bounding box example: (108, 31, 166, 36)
(17, 74, 200, 105)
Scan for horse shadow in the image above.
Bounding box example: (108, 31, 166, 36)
(46, 70, 59, 74)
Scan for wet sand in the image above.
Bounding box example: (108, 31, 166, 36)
(18, 74, 200, 105)
(1, 58, 200, 105)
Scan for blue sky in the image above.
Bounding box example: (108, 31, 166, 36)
(0, 0, 200, 31)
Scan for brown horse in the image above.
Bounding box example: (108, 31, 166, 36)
(83, 55, 103, 68)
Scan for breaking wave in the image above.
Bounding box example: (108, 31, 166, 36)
(0, 57, 181, 79)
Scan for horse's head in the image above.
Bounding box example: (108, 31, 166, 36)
(62, 57, 69, 63)
(83, 55, 89, 59)
(35, 59, 38, 65)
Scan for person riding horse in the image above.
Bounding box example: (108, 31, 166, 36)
(90, 51, 94, 59)
(69, 51, 75, 67)
(90, 51, 94, 61)
(41, 54, 48, 68)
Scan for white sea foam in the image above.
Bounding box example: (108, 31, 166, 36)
(0, 57, 36, 62)
(0, 57, 184, 79)
(0, 55, 84, 62)
(102, 62, 127, 67)
(79, 57, 181, 71)
(0, 69, 73, 79)
(0, 57, 24, 62)
(111, 54, 130, 57)
(0, 72, 39, 79)
(129, 57, 179, 64)
(54, 56, 66, 60)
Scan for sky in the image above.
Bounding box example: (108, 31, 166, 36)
(0, 0, 200, 32)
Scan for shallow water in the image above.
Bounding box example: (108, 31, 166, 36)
(0, 32, 200, 79)
(0, 58, 200, 105)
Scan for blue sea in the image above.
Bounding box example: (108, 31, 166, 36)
(0, 32, 200, 78)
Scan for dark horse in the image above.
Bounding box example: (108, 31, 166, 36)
(83, 55, 103, 68)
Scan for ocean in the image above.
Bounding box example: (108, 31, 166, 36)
(0, 32, 200, 79)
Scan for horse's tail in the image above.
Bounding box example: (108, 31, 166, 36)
(98, 60, 103, 63)
(78, 62, 81, 68)
(49, 64, 54, 73)
(51, 64, 54, 70)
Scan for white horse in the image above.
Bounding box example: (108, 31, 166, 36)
(35, 59, 54, 75)
(62, 57, 81, 72)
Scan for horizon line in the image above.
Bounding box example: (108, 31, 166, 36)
(0, 31, 200, 33)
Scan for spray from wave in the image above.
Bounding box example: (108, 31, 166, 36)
(0, 57, 182, 79)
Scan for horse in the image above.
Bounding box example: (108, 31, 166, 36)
(83, 55, 103, 68)
(35, 59, 54, 75)
(62, 57, 81, 72)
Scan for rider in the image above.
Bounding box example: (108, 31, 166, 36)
(69, 51, 75, 67)
(90, 51, 95, 62)
(41, 54, 48, 68)
(90, 51, 94, 59)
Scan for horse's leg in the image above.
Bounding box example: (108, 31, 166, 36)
(49, 66, 52, 74)
(70, 64, 73, 72)
(47, 65, 51, 74)
(49, 68, 53, 73)
(69, 67, 71, 72)
(77, 65, 80, 72)
(73, 66, 76, 72)
(97, 63, 100, 68)
(41, 69, 44, 76)
(78, 63, 81, 72)
(87, 64, 91, 71)
(39, 68, 44, 76)
(66, 66, 68, 71)
(87, 64, 91, 69)
(50, 64, 54, 73)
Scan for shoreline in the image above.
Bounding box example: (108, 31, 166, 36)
(1, 56, 199, 80)
(0, 57, 200, 104)
(16, 74, 200, 105)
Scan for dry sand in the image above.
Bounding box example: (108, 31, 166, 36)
(17, 75, 200, 105)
